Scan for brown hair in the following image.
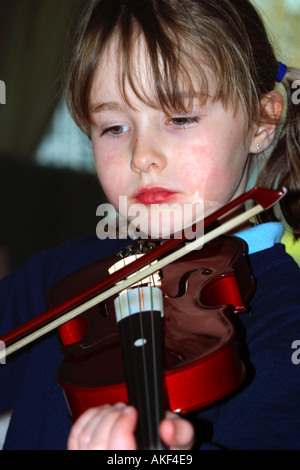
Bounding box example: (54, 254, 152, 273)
(66, 0, 300, 235)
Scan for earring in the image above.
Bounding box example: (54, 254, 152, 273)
(256, 143, 262, 150)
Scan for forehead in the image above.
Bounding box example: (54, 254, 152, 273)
(90, 36, 155, 108)
(89, 33, 217, 113)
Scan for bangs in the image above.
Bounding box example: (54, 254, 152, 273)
(112, 23, 212, 115)
(67, 0, 260, 136)
(101, 13, 249, 119)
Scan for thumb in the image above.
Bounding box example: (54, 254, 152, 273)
(159, 412, 194, 450)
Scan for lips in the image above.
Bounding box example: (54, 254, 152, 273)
(134, 187, 177, 204)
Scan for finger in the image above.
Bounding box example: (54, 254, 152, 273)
(108, 405, 138, 450)
(68, 406, 107, 450)
(159, 412, 195, 450)
(68, 403, 126, 450)
(85, 405, 137, 450)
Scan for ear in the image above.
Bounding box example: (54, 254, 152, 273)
(249, 90, 284, 154)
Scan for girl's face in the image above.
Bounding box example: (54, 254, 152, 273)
(90, 41, 256, 238)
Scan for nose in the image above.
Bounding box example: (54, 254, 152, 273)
(130, 134, 167, 174)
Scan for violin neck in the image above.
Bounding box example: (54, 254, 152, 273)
(117, 302, 165, 450)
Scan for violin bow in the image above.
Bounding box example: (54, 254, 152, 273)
(0, 187, 286, 362)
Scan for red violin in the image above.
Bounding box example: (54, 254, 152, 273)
(0, 187, 287, 449)
(48, 234, 254, 448)
(50, 235, 255, 415)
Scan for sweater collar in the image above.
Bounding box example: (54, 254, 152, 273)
(236, 222, 284, 254)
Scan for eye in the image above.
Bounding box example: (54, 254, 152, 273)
(169, 116, 199, 127)
(101, 124, 129, 136)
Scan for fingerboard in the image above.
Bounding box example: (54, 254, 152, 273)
(115, 287, 165, 450)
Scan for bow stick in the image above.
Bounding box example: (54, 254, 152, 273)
(0, 187, 286, 362)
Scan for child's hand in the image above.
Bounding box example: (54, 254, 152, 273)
(67, 403, 194, 450)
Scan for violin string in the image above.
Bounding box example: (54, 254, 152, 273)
(115, 260, 150, 445)
(116, 251, 156, 448)
(0, 202, 269, 361)
(146, 266, 159, 448)
(136, 257, 154, 448)
(112, 249, 160, 448)
(123, 251, 162, 449)
(149, 273, 162, 449)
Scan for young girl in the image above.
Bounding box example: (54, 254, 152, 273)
(0, 0, 300, 450)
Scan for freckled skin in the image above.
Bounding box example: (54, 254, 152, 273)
(90, 41, 257, 236)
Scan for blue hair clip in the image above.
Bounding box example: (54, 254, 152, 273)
(276, 62, 287, 82)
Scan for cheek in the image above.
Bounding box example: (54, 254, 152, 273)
(176, 144, 222, 182)
(174, 142, 244, 206)
(94, 152, 126, 200)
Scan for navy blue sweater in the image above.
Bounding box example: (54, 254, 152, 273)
(0, 234, 299, 450)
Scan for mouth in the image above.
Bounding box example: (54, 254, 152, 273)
(133, 187, 178, 205)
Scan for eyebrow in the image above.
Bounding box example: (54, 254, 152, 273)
(90, 101, 123, 113)
(90, 92, 211, 115)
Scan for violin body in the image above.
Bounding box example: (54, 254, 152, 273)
(47, 234, 255, 420)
